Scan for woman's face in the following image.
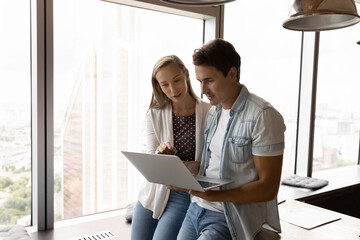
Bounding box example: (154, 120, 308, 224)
(156, 63, 189, 104)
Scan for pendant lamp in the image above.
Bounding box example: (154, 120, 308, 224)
(283, 0, 360, 31)
(160, 0, 235, 6)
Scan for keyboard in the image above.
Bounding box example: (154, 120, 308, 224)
(197, 180, 219, 189)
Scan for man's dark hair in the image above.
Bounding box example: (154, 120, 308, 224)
(192, 38, 241, 81)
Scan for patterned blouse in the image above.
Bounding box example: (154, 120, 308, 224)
(172, 112, 196, 161)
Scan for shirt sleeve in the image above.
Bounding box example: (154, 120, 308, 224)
(253, 149, 283, 157)
(251, 107, 286, 156)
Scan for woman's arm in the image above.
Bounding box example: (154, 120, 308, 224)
(144, 111, 160, 154)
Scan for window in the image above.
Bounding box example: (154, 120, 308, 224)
(53, 0, 206, 220)
(224, 1, 360, 176)
(313, 25, 360, 171)
(0, 0, 31, 226)
(224, 1, 301, 177)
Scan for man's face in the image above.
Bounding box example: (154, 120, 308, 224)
(195, 65, 236, 109)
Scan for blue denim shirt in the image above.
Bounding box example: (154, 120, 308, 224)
(199, 85, 286, 240)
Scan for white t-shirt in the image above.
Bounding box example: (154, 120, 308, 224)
(192, 108, 230, 212)
(192, 107, 283, 212)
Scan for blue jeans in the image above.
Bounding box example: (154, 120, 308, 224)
(177, 202, 232, 240)
(131, 190, 190, 240)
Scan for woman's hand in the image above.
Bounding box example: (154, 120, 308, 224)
(155, 141, 177, 155)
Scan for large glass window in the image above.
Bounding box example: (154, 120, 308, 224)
(313, 24, 360, 171)
(0, 0, 31, 226)
(224, 1, 301, 177)
(53, 0, 204, 220)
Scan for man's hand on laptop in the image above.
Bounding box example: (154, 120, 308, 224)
(155, 141, 177, 155)
(183, 161, 200, 175)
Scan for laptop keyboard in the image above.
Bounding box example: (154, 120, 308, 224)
(197, 180, 218, 189)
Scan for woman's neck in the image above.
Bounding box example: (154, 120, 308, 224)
(172, 95, 196, 117)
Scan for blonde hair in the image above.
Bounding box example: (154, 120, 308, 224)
(148, 55, 198, 109)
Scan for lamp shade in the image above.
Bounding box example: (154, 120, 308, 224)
(160, 0, 235, 6)
(283, 0, 360, 31)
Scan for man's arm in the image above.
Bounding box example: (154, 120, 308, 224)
(169, 155, 283, 203)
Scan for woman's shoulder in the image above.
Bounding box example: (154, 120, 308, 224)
(196, 98, 211, 109)
(147, 107, 162, 114)
(146, 104, 171, 119)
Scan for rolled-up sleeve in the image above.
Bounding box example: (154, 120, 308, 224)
(251, 107, 286, 156)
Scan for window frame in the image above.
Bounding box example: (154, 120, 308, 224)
(31, 0, 54, 230)
(31, 0, 222, 231)
(296, 30, 360, 176)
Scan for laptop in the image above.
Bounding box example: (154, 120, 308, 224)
(122, 151, 232, 192)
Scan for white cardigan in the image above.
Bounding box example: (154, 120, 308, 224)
(137, 99, 211, 219)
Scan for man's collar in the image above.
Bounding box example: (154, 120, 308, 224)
(215, 84, 249, 112)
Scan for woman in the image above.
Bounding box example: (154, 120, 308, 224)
(131, 55, 210, 240)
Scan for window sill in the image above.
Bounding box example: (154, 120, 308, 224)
(279, 165, 360, 218)
(279, 165, 360, 201)
(28, 165, 360, 239)
(27, 209, 131, 240)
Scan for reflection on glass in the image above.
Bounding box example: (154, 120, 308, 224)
(313, 25, 360, 171)
(0, 1, 31, 226)
(54, 0, 203, 220)
(224, 1, 301, 177)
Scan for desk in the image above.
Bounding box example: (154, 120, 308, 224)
(277, 200, 360, 240)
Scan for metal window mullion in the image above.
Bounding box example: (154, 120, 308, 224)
(307, 32, 320, 177)
(45, 0, 54, 229)
(215, 5, 224, 38)
(294, 32, 305, 174)
(358, 130, 360, 164)
(295, 32, 319, 177)
(31, 0, 54, 231)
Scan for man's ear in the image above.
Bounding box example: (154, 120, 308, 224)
(229, 67, 237, 82)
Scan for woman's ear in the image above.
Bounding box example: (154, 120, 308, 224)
(185, 69, 190, 81)
(186, 69, 189, 77)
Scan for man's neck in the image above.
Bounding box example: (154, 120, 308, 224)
(221, 83, 242, 110)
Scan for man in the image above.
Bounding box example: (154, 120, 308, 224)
(169, 39, 286, 240)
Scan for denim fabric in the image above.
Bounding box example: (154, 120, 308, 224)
(131, 190, 190, 240)
(177, 202, 231, 240)
(197, 85, 285, 239)
(131, 201, 157, 240)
